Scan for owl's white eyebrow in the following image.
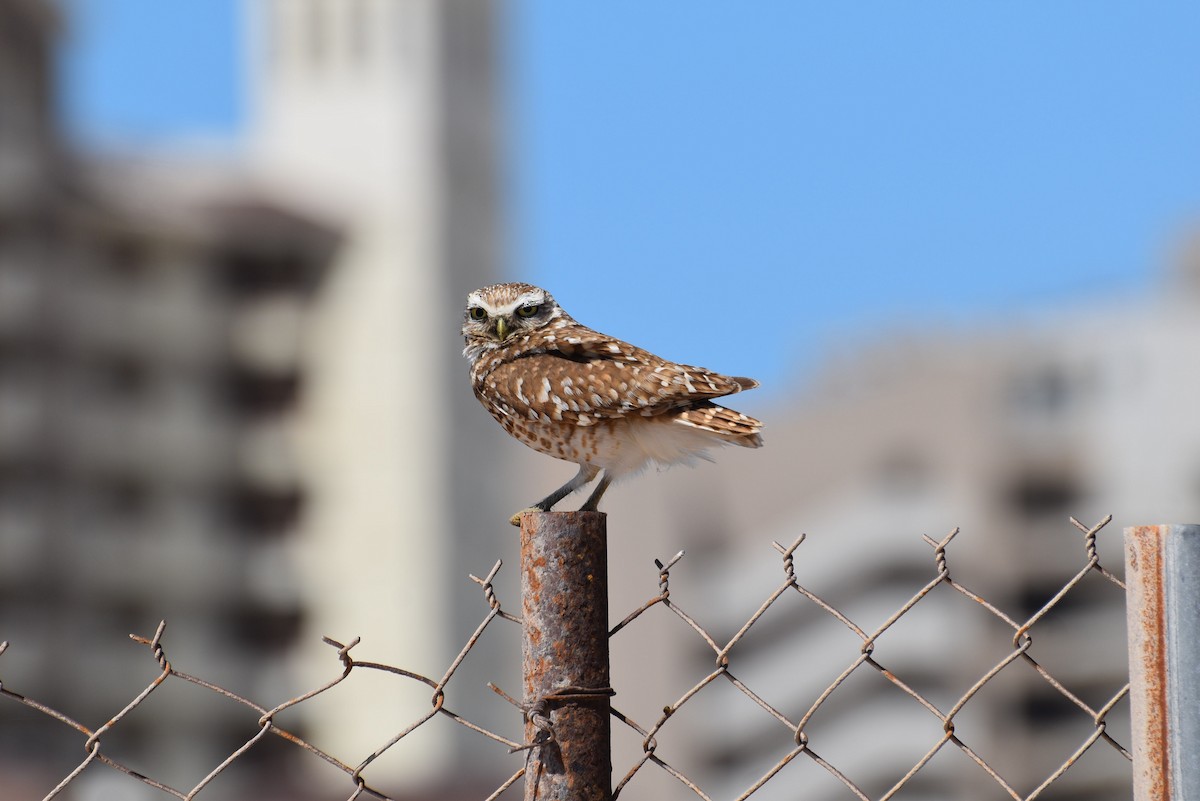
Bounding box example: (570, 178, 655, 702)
(482, 295, 544, 316)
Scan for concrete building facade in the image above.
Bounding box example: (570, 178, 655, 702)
(0, 2, 339, 796)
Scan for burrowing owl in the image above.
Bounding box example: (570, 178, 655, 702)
(462, 282, 763, 523)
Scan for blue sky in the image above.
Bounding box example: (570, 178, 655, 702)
(59, 0, 242, 141)
(59, 1, 1200, 397)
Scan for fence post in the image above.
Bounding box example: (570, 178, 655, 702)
(520, 510, 613, 801)
(1125, 524, 1200, 801)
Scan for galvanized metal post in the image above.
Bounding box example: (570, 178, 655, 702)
(1125, 524, 1200, 801)
(520, 510, 612, 801)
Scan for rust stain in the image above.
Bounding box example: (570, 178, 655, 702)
(520, 510, 611, 800)
(1126, 525, 1171, 800)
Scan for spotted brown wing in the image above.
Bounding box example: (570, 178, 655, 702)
(480, 336, 756, 426)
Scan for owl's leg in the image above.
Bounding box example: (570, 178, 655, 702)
(535, 463, 601, 510)
(509, 463, 600, 526)
(577, 471, 613, 513)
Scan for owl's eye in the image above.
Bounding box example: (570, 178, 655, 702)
(468, 307, 487, 321)
(516, 304, 541, 318)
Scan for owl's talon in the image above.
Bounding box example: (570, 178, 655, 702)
(509, 507, 540, 527)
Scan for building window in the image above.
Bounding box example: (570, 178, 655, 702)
(1016, 686, 1078, 726)
(222, 366, 301, 417)
(0, 461, 47, 509)
(217, 250, 319, 297)
(97, 474, 151, 522)
(225, 604, 304, 651)
(873, 449, 931, 497)
(224, 482, 304, 535)
(78, 352, 153, 405)
(1005, 475, 1083, 519)
(1009, 362, 1096, 420)
(102, 236, 151, 281)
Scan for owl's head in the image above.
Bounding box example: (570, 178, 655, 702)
(462, 282, 567, 361)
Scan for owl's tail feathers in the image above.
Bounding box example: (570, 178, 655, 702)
(675, 403, 764, 448)
(731, 376, 759, 392)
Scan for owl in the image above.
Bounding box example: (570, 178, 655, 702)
(462, 282, 763, 524)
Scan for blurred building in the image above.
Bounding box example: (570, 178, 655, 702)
(3, 0, 515, 796)
(244, 0, 513, 793)
(0, 0, 340, 795)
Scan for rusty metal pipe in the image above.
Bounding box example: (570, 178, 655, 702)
(520, 510, 613, 801)
(1125, 524, 1200, 801)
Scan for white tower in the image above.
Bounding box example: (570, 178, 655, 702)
(246, 0, 504, 788)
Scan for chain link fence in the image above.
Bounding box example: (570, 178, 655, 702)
(0, 515, 1136, 799)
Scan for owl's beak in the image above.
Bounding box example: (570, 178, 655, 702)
(495, 317, 510, 341)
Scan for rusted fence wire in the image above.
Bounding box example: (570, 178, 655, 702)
(0, 557, 528, 801)
(0, 516, 1133, 800)
(604, 515, 1130, 800)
